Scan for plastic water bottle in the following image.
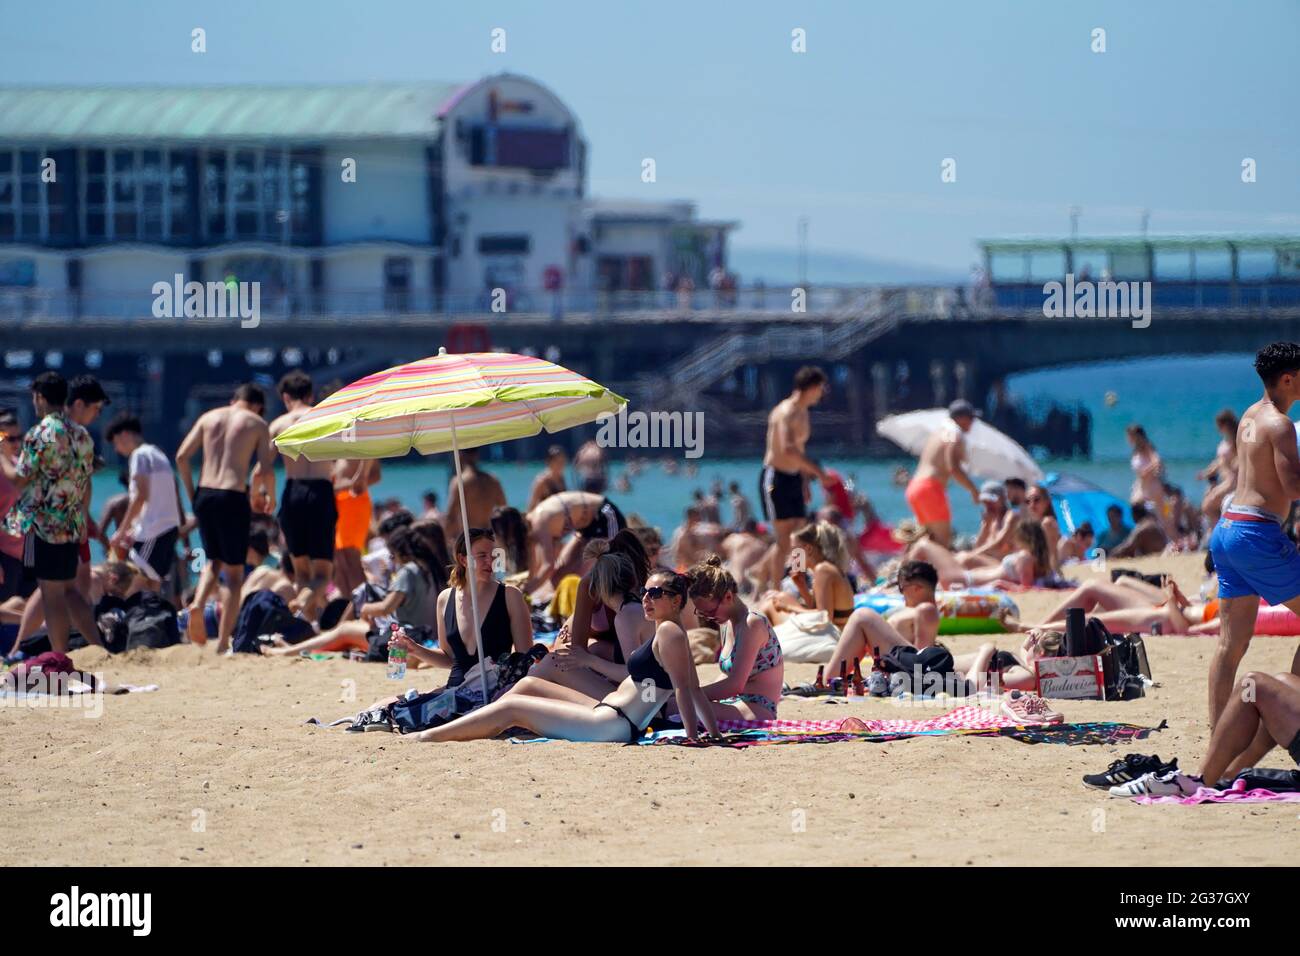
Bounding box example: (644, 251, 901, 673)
(386, 622, 408, 681)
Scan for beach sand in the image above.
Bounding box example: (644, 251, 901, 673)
(3, 551, 1297, 867)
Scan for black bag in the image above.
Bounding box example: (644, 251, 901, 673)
(383, 644, 550, 733)
(1233, 767, 1300, 792)
(1064, 610, 1109, 657)
(1100, 631, 1149, 701)
(122, 591, 180, 650)
(883, 644, 963, 695)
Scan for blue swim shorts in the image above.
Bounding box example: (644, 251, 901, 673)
(1210, 516, 1300, 606)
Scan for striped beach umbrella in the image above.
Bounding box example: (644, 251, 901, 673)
(273, 348, 627, 461)
(275, 348, 627, 703)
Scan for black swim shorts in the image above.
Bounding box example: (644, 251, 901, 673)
(280, 478, 337, 561)
(193, 487, 252, 567)
(759, 466, 806, 522)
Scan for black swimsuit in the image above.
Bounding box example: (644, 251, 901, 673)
(443, 584, 515, 688)
(596, 637, 674, 743)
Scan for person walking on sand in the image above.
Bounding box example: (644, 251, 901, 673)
(1207, 343, 1300, 742)
(904, 400, 980, 547)
(264, 370, 337, 617)
(758, 366, 827, 591)
(175, 383, 277, 653)
(0, 372, 98, 654)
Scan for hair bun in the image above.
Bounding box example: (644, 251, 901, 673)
(704, 553, 723, 568)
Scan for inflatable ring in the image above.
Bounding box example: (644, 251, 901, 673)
(853, 588, 1018, 635)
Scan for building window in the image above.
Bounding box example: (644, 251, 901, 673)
(0, 148, 76, 244)
(477, 234, 530, 255)
(84, 149, 107, 240)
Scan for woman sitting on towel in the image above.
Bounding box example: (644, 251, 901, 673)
(686, 554, 786, 720)
(904, 520, 1053, 589)
(522, 549, 654, 700)
(400, 569, 721, 743)
(756, 521, 855, 630)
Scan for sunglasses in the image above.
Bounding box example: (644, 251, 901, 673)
(644, 585, 681, 600)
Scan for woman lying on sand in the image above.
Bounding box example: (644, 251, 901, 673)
(904, 520, 1053, 589)
(400, 568, 720, 743)
(1024, 575, 1218, 635)
(756, 521, 855, 631)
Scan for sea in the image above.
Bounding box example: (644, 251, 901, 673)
(88, 352, 1265, 542)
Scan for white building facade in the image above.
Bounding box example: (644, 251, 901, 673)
(0, 74, 735, 321)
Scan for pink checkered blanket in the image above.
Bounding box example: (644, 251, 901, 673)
(717, 705, 1036, 736)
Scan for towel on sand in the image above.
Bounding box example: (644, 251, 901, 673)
(1133, 777, 1300, 805)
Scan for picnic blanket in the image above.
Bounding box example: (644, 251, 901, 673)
(648, 710, 1165, 748)
(1133, 777, 1300, 805)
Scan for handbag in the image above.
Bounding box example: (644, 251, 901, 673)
(773, 610, 841, 663)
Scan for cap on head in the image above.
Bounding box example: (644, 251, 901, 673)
(978, 480, 1005, 505)
(948, 399, 977, 421)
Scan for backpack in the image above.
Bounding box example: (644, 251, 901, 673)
(231, 590, 313, 654)
(122, 591, 180, 650)
(883, 644, 962, 695)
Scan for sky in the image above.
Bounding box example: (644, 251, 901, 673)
(2, 0, 1297, 276)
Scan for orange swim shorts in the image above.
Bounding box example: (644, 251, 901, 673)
(905, 476, 951, 525)
(335, 490, 373, 552)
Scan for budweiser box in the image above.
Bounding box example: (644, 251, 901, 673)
(1034, 654, 1104, 700)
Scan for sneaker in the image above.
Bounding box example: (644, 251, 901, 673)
(1000, 690, 1064, 724)
(1083, 754, 1175, 789)
(345, 709, 392, 733)
(1109, 769, 1200, 798)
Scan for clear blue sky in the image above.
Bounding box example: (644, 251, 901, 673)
(2, 0, 1296, 273)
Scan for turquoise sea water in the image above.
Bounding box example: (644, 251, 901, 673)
(88, 353, 1265, 541)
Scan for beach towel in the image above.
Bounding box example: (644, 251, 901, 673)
(1132, 777, 1300, 805)
(648, 711, 1164, 748)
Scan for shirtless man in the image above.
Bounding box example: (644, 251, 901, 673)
(332, 457, 379, 594)
(264, 371, 336, 617)
(573, 439, 608, 494)
(526, 490, 626, 586)
(1207, 343, 1300, 739)
(527, 445, 567, 512)
(176, 383, 276, 653)
(758, 366, 827, 590)
(443, 448, 507, 544)
(904, 399, 980, 547)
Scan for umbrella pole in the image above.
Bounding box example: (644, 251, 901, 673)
(450, 414, 491, 706)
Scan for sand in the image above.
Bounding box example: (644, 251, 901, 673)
(3, 551, 1297, 867)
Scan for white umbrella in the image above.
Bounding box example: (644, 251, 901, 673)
(876, 409, 1044, 483)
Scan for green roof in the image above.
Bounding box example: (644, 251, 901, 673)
(980, 234, 1300, 253)
(0, 82, 465, 142)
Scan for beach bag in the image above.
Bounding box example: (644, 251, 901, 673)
(1063, 614, 1109, 658)
(122, 591, 180, 650)
(1233, 768, 1300, 792)
(231, 590, 313, 654)
(1101, 632, 1148, 701)
(16, 629, 89, 658)
(882, 644, 960, 695)
(774, 610, 840, 663)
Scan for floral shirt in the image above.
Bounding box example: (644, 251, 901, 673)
(3, 413, 94, 545)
